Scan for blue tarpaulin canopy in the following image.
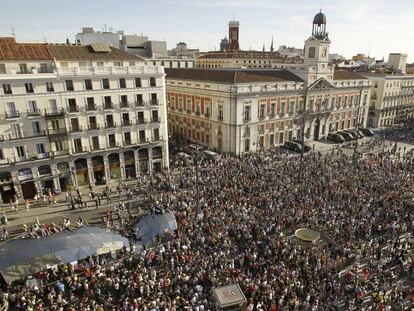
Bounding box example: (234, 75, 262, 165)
(0, 226, 129, 283)
(135, 212, 177, 247)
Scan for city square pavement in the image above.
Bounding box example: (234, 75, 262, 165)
(1, 135, 413, 240)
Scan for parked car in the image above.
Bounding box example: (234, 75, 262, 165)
(188, 144, 204, 155)
(283, 141, 303, 152)
(360, 128, 375, 136)
(327, 133, 346, 143)
(293, 139, 311, 152)
(344, 129, 363, 139)
(342, 130, 358, 140)
(338, 131, 354, 141)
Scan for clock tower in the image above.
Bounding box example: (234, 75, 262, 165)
(303, 11, 333, 85)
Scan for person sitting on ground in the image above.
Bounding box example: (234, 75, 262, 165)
(25, 199, 30, 211)
(49, 222, 61, 234)
(0, 227, 8, 240)
(77, 218, 85, 228)
(63, 218, 75, 232)
(0, 210, 7, 225)
(29, 225, 38, 239)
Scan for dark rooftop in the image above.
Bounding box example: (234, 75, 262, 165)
(165, 68, 303, 84)
(333, 70, 369, 80)
(47, 45, 143, 61)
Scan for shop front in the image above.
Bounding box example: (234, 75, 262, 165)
(92, 156, 105, 185)
(124, 151, 136, 179)
(108, 153, 121, 180)
(74, 159, 89, 186)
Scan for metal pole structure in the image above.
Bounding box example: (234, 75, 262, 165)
(301, 90, 308, 160)
(353, 97, 361, 158)
(195, 140, 200, 217)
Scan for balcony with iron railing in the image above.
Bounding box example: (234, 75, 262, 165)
(243, 117, 251, 123)
(104, 102, 115, 110)
(186, 109, 191, 114)
(269, 113, 275, 119)
(67, 105, 79, 113)
(135, 100, 146, 107)
(151, 117, 161, 123)
(27, 108, 41, 116)
(90, 144, 103, 151)
(0, 159, 10, 165)
(138, 137, 149, 144)
(5, 111, 20, 119)
(44, 108, 65, 117)
(108, 141, 118, 148)
(70, 126, 83, 133)
(195, 111, 201, 116)
(120, 101, 130, 108)
(47, 128, 67, 135)
(122, 120, 132, 126)
(204, 112, 210, 118)
(123, 140, 133, 146)
(88, 124, 100, 131)
(74, 146, 88, 154)
(105, 122, 116, 129)
(5, 130, 47, 141)
(137, 118, 147, 125)
(50, 150, 70, 157)
(218, 115, 224, 121)
(152, 135, 162, 142)
(150, 99, 159, 106)
(12, 152, 51, 163)
(86, 104, 97, 111)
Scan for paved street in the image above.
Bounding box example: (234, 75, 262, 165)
(2, 134, 413, 241)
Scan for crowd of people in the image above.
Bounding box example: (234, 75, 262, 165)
(0, 142, 413, 310)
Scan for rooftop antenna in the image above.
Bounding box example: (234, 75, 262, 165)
(11, 25, 15, 38)
(270, 34, 274, 52)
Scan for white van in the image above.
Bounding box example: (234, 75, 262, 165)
(203, 150, 221, 162)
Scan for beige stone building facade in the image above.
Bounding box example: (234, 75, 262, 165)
(166, 12, 371, 154)
(0, 38, 168, 201)
(165, 68, 370, 154)
(365, 73, 414, 127)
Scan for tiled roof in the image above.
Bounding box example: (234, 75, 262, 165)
(0, 37, 143, 62)
(197, 50, 302, 63)
(47, 45, 143, 61)
(333, 70, 368, 80)
(165, 68, 303, 84)
(0, 37, 52, 60)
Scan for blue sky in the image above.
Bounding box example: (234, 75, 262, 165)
(1, 0, 413, 62)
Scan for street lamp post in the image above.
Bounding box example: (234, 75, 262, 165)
(353, 100, 361, 159)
